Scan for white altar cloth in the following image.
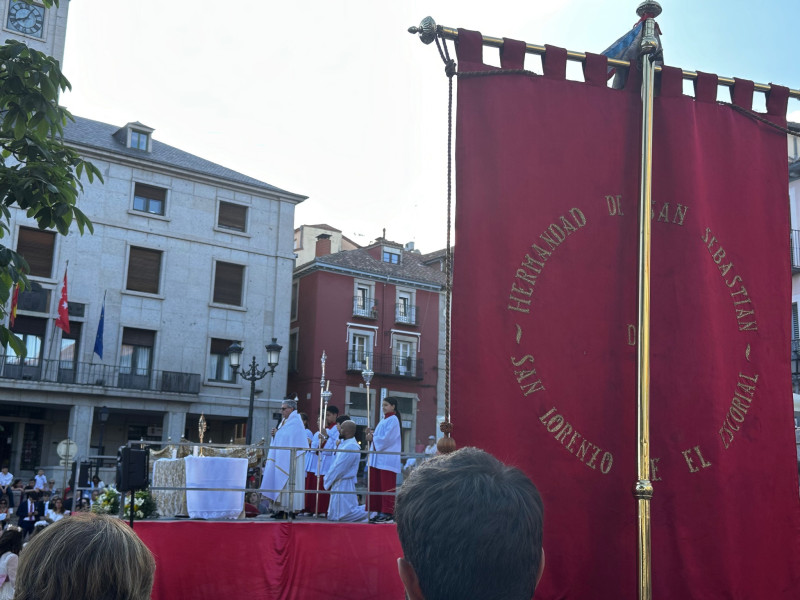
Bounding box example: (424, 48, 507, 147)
(184, 456, 248, 519)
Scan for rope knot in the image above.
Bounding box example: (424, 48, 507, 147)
(444, 59, 456, 78)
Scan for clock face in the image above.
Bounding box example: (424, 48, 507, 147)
(7, 2, 44, 38)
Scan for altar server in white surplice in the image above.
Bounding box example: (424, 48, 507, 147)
(324, 421, 367, 522)
(261, 399, 307, 517)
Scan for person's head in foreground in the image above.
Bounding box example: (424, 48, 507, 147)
(14, 512, 155, 600)
(395, 447, 544, 600)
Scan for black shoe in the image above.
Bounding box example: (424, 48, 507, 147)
(376, 513, 394, 523)
(271, 511, 286, 519)
(288, 512, 297, 520)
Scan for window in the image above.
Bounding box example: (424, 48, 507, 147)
(392, 335, 418, 377)
(353, 281, 376, 317)
(119, 328, 155, 388)
(396, 290, 416, 324)
(793, 303, 799, 342)
(126, 247, 162, 294)
(59, 322, 81, 383)
(133, 183, 166, 215)
(382, 250, 400, 264)
(350, 334, 369, 370)
(213, 261, 245, 306)
(291, 282, 298, 321)
(207, 338, 237, 382)
(16, 227, 55, 278)
(6, 316, 45, 367)
(217, 202, 247, 232)
(130, 130, 149, 151)
(288, 330, 298, 372)
(17, 287, 50, 313)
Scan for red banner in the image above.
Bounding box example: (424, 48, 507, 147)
(452, 30, 800, 599)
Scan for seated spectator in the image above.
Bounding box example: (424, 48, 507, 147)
(14, 513, 155, 600)
(0, 499, 11, 530)
(0, 468, 12, 510)
(0, 525, 22, 599)
(74, 498, 91, 513)
(17, 493, 43, 540)
(9, 481, 23, 510)
(394, 447, 545, 600)
(244, 492, 261, 518)
(45, 497, 69, 523)
(33, 470, 47, 492)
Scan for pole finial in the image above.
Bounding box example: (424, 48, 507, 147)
(637, 2, 662, 56)
(408, 16, 438, 45)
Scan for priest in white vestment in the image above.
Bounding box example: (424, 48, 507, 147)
(261, 399, 307, 517)
(324, 421, 367, 522)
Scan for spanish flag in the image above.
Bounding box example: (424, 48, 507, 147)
(9, 284, 19, 327)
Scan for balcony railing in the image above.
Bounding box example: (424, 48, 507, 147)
(792, 230, 800, 273)
(346, 352, 424, 379)
(352, 296, 378, 319)
(395, 303, 419, 325)
(0, 358, 201, 394)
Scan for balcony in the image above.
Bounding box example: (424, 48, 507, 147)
(352, 296, 378, 319)
(395, 303, 419, 326)
(0, 358, 201, 394)
(346, 352, 424, 379)
(792, 230, 800, 274)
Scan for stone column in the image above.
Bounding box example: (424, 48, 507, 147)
(162, 411, 186, 444)
(68, 404, 94, 461)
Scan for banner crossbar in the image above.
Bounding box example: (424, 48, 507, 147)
(413, 22, 800, 101)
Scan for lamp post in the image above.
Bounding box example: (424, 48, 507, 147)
(227, 338, 283, 445)
(96, 406, 109, 477)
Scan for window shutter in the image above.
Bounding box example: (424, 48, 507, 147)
(134, 183, 166, 202)
(11, 315, 47, 336)
(122, 327, 155, 347)
(218, 202, 247, 231)
(16, 228, 56, 278)
(213, 262, 244, 305)
(210, 338, 236, 354)
(126, 247, 162, 294)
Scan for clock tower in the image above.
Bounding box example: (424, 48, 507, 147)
(0, 1, 69, 65)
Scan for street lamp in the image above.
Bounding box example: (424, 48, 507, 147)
(227, 338, 283, 445)
(96, 406, 109, 477)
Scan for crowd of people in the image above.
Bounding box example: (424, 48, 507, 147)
(0, 466, 109, 545)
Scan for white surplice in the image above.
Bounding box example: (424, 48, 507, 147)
(324, 437, 367, 522)
(261, 410, 307, 511)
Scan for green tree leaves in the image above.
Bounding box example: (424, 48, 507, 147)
(0, 32, 101, 352)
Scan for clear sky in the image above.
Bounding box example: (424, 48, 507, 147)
(60, 0, 799, 254)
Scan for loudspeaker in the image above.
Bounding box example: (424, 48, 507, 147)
(116, 446, 149, 492)
(70, 460, 91, 489)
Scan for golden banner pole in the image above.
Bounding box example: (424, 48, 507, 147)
(634, 3, 661, 600)
(361, 357, 374, 513)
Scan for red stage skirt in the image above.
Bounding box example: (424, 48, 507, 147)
(135, 521, 404, 600)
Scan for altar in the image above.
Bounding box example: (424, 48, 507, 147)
(152, 456, 248, 519)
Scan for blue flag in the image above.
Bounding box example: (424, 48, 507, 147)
(93, 298, 104, 359)
(602, 17, 662, 89)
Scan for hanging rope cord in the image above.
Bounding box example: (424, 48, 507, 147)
(433, 35, 456, 449)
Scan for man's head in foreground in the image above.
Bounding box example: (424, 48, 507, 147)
(395, 447, 544, 600)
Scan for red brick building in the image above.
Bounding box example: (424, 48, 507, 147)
(288, 235, 445, 452)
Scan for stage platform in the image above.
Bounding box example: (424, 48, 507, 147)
(134, 520, 404, 600)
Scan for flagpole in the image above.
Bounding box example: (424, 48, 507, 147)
(634, 3, 661, 600)
(47, 260, 69, 379)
